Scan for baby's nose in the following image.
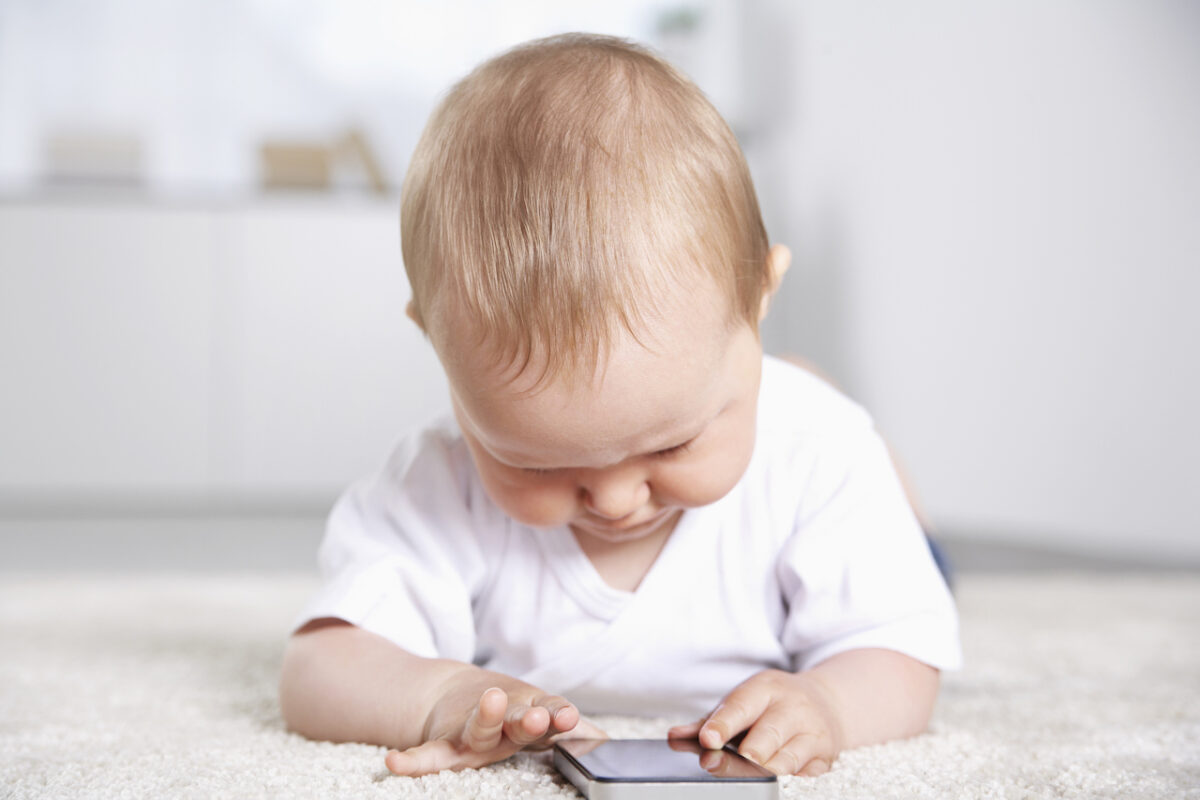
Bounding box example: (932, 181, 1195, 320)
(581, 472, 650, 520)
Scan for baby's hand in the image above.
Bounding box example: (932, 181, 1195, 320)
(667, 669, 844, 776)
(385, 678, 606, 777)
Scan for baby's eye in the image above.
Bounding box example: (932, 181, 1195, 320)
(650, 440, 693, 459)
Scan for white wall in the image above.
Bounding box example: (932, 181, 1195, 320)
(764, 0, 1200, 559)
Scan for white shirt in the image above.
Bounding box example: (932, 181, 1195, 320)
(296, 355, 962, 717)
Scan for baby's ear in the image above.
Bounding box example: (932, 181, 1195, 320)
(406, 299, 426, 331)
(759, 244, 792, 321)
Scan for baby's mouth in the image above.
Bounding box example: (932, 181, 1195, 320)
(578, 508, 675, 537)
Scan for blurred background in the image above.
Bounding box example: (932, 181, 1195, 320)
(1, 0, 1197, 571)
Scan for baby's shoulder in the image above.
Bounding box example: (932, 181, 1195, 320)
(380, 413, 471, 484)
(365, 413, 511, 548)
(750, 357, 889, 501)
(369, 413, 504, 533)
(757, 355, 874, 440)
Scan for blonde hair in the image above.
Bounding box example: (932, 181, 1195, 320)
(401, 33, 769, 383)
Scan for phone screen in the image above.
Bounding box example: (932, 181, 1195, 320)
(555, 738, 776, 782)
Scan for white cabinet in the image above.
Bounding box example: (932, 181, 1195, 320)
(0, 198, 449, 502)
(0, 203, 216, 491)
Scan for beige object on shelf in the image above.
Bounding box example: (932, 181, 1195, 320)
(337, 129, 388, 194)
(259, 143, 332, 191)
(42, 131, 144, 185)
(259, 127, 388, 194)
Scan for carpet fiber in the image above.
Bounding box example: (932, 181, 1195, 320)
(2, 572, 1197, 798)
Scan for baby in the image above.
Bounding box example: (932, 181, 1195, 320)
(279, 33, 960, 778)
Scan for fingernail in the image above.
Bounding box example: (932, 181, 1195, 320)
(699, 725, 722, 748)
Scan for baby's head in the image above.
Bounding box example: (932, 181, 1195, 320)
(401, 33, 788, 544)
(402, 32, 781, 381)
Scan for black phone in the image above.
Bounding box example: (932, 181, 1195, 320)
(553, 738, 778, 799)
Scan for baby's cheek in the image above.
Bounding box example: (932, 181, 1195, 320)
(481, 474, 577, 528)
(664, 446, 754, 509)
(507, 486, 579, 528)
(666, 469, 739, 508)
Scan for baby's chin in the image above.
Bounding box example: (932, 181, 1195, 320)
(569, 508, 682, 544)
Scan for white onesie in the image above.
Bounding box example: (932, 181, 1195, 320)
(295, 355, 961, 718)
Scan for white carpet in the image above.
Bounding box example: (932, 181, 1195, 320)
(1, 572, 1197, 799)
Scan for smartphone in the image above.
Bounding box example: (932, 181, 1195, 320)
(553, 738, 778, 799)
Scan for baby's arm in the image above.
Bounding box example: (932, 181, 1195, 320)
(669, 648, 938, 776)
(280, 618, 604, 775)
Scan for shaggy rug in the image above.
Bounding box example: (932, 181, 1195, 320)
(1, 572, 1197, 799)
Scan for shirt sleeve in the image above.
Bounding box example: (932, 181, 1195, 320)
(776, 423, 962, 672)
(292, 422, 489, 665)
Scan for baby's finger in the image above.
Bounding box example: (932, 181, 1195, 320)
(503, 703, 552, 746)
(700, 748, 751, 778)
(462, 687, 508, 752)
(385, 740, 461, 777)
(762, 731, 833, 777)
(698, 686, 771, 750)
(735, 707, 796, 767)
(545, 714, 609, 747)
(533, 695, 580, 733)
(557, 715, 609, 740)
(523, 697, 579, 752)
(667, 719, 706, 739)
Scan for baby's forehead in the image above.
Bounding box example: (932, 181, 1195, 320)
(430, 261, 733, 379)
